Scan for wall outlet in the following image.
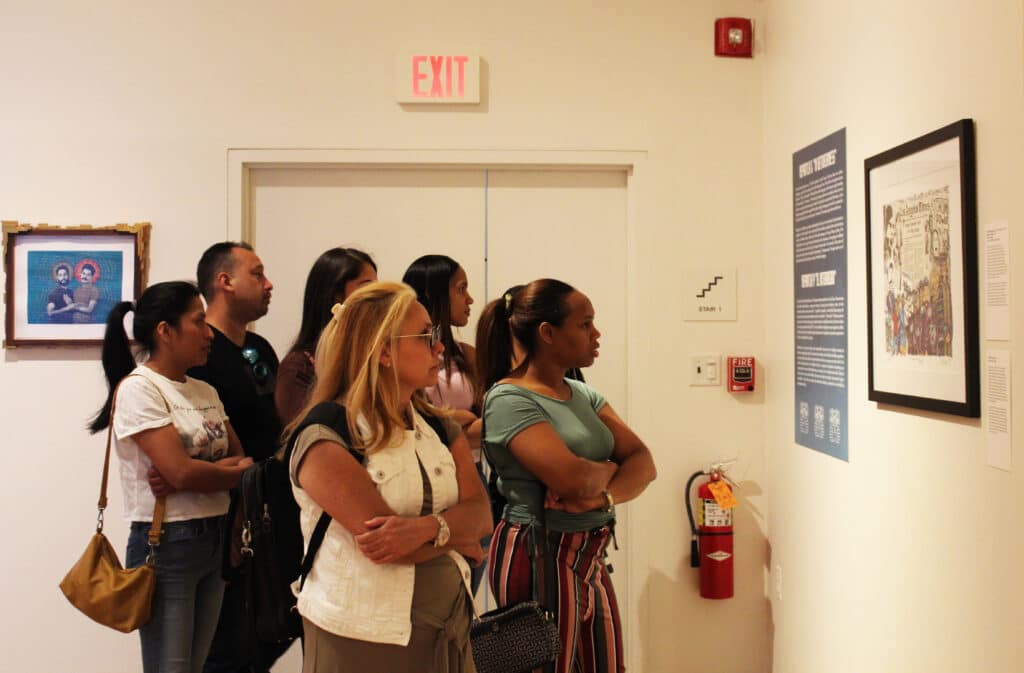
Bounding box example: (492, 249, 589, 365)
(689, 353, 721, 386)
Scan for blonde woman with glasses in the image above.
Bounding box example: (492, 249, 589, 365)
(283, 281, 492, 673)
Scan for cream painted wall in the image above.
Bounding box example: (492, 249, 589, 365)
(0, 2, 768, 672)
(761, 1, 1024, 672)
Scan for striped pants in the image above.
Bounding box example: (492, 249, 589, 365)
(487, 519, 624, 673)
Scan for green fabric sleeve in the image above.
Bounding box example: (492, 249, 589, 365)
(483, 387, 549, 447)
(569, 378, 607, 414)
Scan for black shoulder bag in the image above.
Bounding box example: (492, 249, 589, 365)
(470, 401, 561, 673)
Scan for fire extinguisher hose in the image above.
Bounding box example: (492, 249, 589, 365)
(685, 470, 704, 568)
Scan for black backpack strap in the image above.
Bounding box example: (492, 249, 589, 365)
(420, 411, 451, 448)
(283, 401, 354, 462)
(291, 402, 362, 590)
(298, 513, 333, 590)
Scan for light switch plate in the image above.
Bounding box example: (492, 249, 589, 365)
(689, 353, 721, 386)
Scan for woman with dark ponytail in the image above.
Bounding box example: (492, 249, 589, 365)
(275, 247, 377, 426)
(90, 281, 252, 673)
(477, 279, 657, 673)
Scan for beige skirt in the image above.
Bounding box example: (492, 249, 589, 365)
(302, 555, 476, 673)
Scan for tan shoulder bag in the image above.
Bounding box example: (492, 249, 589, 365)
(59, 374, 167, 633)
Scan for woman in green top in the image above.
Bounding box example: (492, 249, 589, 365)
(476, 278, 656, 673)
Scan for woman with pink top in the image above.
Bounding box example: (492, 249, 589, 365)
(402, 254, 489, 593)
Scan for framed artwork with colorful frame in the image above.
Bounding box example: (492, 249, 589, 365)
(864, 119, 979, 417)
(3, 221, 151, 347)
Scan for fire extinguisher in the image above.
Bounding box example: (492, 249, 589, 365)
(686, 466, 735, 599)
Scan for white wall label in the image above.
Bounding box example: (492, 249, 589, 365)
(683, 266, 737, 321)
(395, 52, 480, 103)
(986, 349, 1012, 471)
(984, 220, 1010, 340)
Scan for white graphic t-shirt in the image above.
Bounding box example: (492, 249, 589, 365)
(113, 366, 232, 522)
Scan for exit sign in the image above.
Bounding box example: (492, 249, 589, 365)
(395, 52, 480, 104)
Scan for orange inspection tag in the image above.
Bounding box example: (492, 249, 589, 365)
(707, 480, 738, 509)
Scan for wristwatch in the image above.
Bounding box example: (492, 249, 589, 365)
(601, 490, 615, 512)
(432, 513, 451, 548)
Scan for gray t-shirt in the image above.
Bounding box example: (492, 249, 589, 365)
(482, 378, 615, 532)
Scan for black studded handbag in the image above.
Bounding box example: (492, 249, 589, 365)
(470, 598, 560, 673)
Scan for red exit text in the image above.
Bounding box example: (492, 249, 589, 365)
(411, 55, 470, 98)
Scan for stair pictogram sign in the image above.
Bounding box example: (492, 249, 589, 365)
(697, 276, 725, 298)
(683, 267, 737, 321)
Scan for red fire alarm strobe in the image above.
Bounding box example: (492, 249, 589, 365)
(715, 18, 753, 58)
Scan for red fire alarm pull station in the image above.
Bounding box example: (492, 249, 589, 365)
(727, 357, 755, 392)
(715, 18, 753, 58)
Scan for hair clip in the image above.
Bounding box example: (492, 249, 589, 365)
(504, 292, 513, 312)
(330, 302, 345, 320)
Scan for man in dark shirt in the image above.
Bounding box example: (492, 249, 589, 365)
(190, 242, 280, 462)
(46, 264, 76, 323)
(188, 241, 289, 673)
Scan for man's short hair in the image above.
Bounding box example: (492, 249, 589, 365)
(55, 264, 71, 277)
(80, 263, 97, 277)
(196, 241, 253, 300)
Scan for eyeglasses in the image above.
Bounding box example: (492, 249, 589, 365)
(394, 325, 442, 349)
(241, 346, 271, 384)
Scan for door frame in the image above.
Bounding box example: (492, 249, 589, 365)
(226, 147, 651, 669)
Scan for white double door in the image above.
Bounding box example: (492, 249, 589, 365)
(251, 165, 628, 410)
(249, 163, 630, 629)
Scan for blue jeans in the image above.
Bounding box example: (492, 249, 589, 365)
(127, 516, 227, 673)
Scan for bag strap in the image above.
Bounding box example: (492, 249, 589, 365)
(421, 412, 449, 446)
(97, 371, 168, 556)
(481, 387, 549, 610)
(291, 402, 361, 590)
(298, 513, 333, 590)
(483, 387, 555, 673)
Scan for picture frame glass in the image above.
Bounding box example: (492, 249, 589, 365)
(868, 136, 967, 405)
(8, 232, 137, 344)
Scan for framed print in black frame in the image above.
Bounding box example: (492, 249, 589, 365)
(3, 221, 151, 347)
(865, 119, 979, 417)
